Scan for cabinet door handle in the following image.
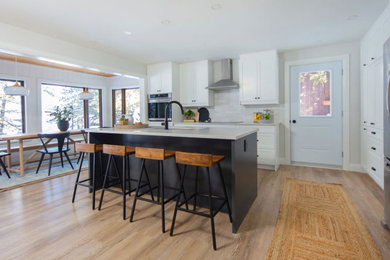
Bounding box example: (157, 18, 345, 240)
(363, 121, 367, 123)
(371, 57, 375, 60)
(370, 122, 375, 125)
(371, 167, 376, 171)
(371, 131, 376, 135)
(371, 147, 376, 151)
(363, 64, 367, 67)
(363, 128, 367, 130)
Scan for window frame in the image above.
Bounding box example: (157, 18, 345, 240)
(41, 83, 103, 129)
(112, 88, 140, 126)
(0, 78, 26, 134)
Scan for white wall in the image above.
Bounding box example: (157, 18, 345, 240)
(185, 41, 361, 169)
(0, 22, 146, 78)
(279, 41, 361, 167)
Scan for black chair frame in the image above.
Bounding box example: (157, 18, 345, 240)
(36, 132, 74, 176)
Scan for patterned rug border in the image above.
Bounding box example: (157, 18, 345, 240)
(266, 177, 383, 260)
(0, 169, 87, 193)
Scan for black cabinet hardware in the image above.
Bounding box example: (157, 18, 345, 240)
(363, 128, 367, 130)
(244, 140, 247, 152)
(363, 121, 367, 123)
(371, 131, 376, 135)
(371, 57, 375, 60)
(292, 120, 296, 124)
(371, 147, 376, 151)
(371, 167, 376, 171)
(370, 122, 375, 125)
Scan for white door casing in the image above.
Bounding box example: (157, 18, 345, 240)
(290, 61, 343, 166)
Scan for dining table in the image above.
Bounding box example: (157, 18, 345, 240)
(0, 130, 83, 177)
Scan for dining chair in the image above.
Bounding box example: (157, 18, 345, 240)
(36, 132, 74, 176)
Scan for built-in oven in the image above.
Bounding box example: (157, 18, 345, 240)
(148, 93, 172, 122)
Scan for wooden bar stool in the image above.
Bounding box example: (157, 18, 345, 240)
(98, 144, 139, 220)
(170, 151, 232, 250)
(130, 147, 188, 233)
(72, 143, 103, 210)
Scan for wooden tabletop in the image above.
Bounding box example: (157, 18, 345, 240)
(0, 130, 83, 141)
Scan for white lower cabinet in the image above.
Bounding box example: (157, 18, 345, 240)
(175, 123, 280, 171)
(256, 124, 279, 171)
(361, 125, 384, 189)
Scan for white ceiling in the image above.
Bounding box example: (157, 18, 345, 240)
(0, 0, 387, 64)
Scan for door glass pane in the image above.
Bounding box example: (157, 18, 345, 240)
(88, 89, 100, 128)
(299, 71, 331, 116)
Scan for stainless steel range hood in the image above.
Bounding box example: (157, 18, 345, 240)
(206, 59, 238, 90)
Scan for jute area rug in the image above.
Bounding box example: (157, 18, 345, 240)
(266, 178, 382, 260)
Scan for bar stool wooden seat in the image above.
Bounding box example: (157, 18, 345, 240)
(0, 152, 11, 178)
(170, 151, 232, 250)
(98, 144, 140, 220)
(72, 143, 103, 209)
(130, 147, 188, 233)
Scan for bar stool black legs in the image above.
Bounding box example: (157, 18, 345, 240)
(72, 144, 103, 210)
(171, 151, 232, 251)
(98, 153, 132, 220)
(130, 148, 188, 234)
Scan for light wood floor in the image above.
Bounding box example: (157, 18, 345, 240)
(0, 165, 389, 259)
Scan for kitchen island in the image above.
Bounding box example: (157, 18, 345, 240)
(85, 126, 257, 233)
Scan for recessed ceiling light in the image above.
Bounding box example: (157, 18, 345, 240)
(123, 30, 132, 36)
(161, 20, 171, 25)
(211, 3, 222, 10)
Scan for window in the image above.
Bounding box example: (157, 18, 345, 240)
(112, 88, 140, 125)
(41, 83, 102, 131)
(0, 79, 26, 134)
(299, 71, 331, 117)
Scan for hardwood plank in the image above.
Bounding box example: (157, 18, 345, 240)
(0, 165, 389, 259)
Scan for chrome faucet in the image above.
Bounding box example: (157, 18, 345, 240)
(164, 101, 184, 130)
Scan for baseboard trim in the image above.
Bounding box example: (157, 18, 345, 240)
(348, 163, 365, 173)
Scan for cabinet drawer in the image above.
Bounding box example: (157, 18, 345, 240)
(368, 151, 384, 180)
(367, 127, 383, 142)
(257, 133, 274, 150)
(367, 135, 383, 157)
(257, 148, 275, 164)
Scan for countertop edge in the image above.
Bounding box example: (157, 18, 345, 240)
(85, 128, 258, 141)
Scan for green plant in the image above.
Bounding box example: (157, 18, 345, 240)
(184, 109, 195, 117)
(120, 115, 128, 121)
(50, 105, 73, 122)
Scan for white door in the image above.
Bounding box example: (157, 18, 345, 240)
(290, 61, 343, 166)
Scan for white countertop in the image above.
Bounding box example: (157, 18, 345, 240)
(85, 126, 257, 140)
(175, 122, 279, 127)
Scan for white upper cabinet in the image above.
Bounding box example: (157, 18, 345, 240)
(239, 50, 279, 105)
(179, 60, 213, 107)
(147, 62, 177, 94)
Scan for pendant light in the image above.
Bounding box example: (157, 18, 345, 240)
(78, 89, 94, 100)
(4, 56, 29, 96)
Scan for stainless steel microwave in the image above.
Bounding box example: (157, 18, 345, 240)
(148, 93, 172, 121)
